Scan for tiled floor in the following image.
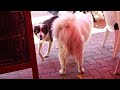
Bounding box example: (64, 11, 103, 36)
(0, 11, 120, 79)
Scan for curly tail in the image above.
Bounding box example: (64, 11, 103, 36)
(52, 12, 76, 39)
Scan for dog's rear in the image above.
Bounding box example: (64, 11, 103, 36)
(75, 12, 93, 42)
(52, 12, 93, 74)
(52, 12, 93, 43)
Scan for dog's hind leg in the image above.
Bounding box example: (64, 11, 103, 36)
(75, 51, 85, 74)
(77, 61, 85, 74)
(58, 45, 68, 75)
(44, 42, 52, 58)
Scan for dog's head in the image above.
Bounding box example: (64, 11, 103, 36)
(33, 24, 49, 40)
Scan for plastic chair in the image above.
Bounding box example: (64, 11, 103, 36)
(102, 11, 119, 58)
(102, 11, 120, 74)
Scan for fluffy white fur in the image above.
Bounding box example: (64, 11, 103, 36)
(52, 12, 93, 74)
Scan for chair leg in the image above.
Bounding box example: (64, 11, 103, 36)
(112, 30, 120, 58)
(113, 30, 120, 74)
(102, 27, 110, 47)
(114, 59, 120, 75)
(113, 35, 120, 74)
(90, 11, 96, 22)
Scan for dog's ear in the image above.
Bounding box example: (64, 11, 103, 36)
(34, 25, 40, 35)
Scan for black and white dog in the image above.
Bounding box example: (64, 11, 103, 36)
(34, 15, 59, 61)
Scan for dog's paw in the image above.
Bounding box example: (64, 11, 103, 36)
(44, 54, 49, 58)
(39, 56, 44, 62)
(39, 52, 44, 61)
(41, 56, 44, 62)
(78, 68, 85, 74)
(59, 69, 66, 75)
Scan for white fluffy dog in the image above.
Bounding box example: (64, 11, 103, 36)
(52, 12, 93, 74)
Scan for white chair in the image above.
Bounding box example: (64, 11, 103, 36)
(102, 11, 120, 74)
(102, 11, 119, 58)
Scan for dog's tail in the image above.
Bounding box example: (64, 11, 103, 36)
(52, 12, 93, 40)
(52, 12, 76, 40)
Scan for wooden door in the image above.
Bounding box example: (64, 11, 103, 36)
(0, 11, 39, 79)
